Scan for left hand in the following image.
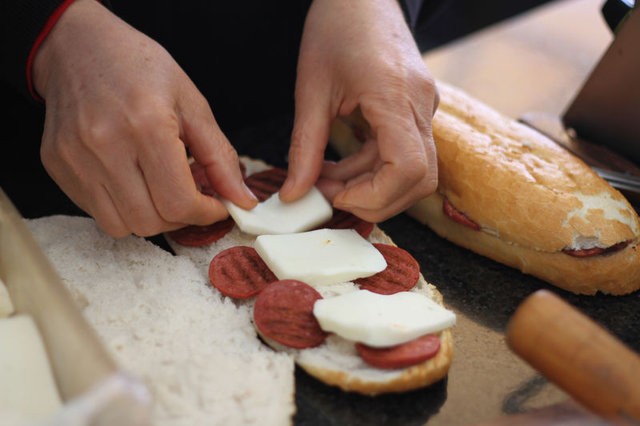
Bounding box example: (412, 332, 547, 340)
(279, 0, 439, 223)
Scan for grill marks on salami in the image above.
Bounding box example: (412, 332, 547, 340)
(253, 280, 327, 349)
(209, 246, 277, 298)
(355, 244, 420, 294)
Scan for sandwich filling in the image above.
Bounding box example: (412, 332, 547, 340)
(441, 196, 634, 258)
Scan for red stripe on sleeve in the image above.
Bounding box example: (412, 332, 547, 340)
(26, 0, 78, 101)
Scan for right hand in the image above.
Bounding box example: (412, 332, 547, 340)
(32, 0, 256, 238)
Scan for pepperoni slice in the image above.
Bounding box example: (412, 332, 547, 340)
(167, 218, 235, 247)
(356, 334, 441, 369)
(253, 280, 328, 349)
(244, 168, 288, 201)
(442, 197, 480, 231)
(562, 241, 629, 257)
(355, 243, 420, 294)
(316, 209, 375, 238)
(209, 246, 277, 298)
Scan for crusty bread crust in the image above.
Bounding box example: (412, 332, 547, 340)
(295, 328, 453, 396)
(329, 80, 640, 295)
(409, 194, 640, 295)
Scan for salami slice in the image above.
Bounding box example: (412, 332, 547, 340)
(167, 218, 235, 247)
(244, 168, 288, 201)
(316, 209, 374, 238)
(253, 280, 327, 349)
(209, 246, 277, 298)
(562, 241, 629, 257)
(355, 334, 441, 369)
(355, 243, 420, 294)
(442, 197, 480, 231)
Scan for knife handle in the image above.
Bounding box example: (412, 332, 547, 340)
(506, 289, 640, 423)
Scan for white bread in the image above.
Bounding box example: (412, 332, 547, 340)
(329, 80, 640, 295)
(167, 157, 454, 396)
(26, 215, 296, 426)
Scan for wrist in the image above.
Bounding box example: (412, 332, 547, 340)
(30, 0, 98, 101)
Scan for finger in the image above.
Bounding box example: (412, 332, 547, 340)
(279, 73, 332, 202)
(137, 120, 232, 228)
(320, 139, 380, 182)
(90, 183, 132, 238)
(103, 146, 194, 236)
(181, 99, 257, 210)
(332, 109, 437, 219)
(41, 136, 144, 238)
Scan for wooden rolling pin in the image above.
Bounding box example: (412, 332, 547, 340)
(506, 289, 640, 423)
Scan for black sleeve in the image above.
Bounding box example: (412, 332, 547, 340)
(0, 0, 70, 98)
(0, 0, 112, 100)
(399, 0, 425, 30)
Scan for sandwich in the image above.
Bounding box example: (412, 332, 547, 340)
(166, 157, 456, 396)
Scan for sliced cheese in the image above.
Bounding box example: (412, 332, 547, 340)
(0, 277, 14, 317)
(224, 187, 333, 235)
(0, 314, 63, 421)
(255, 228, 387, 286)
(313, 290, 456, 347)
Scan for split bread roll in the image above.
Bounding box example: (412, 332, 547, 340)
(329, 80, 640, 296)
(167, 157, 454, 396)
(26, 215, 296, 426)
(255, 227, 454, 396)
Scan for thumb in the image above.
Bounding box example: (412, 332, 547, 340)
(279, 78, 332, 203)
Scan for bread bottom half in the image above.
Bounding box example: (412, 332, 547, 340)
(408, 194, 640, 295)
(259, 227, 455, 396)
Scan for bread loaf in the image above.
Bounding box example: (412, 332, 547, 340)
(330, 80, 640, 295)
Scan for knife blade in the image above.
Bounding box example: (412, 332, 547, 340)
(518, 111, 640, 202)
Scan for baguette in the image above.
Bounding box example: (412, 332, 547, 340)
(166, 157, 455, 396)
(329, 80, 640, 296)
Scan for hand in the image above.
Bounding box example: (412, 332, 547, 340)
(279, 0, 439, 223)
(32, 0, 256, 238)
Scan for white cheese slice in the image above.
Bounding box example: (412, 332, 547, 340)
(255, 228, 387, 286)
(224, 187, 333, 235)
(0, 277, 14, 317)
(313, 290, 456, 347)
(0, 314, 63, 421)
